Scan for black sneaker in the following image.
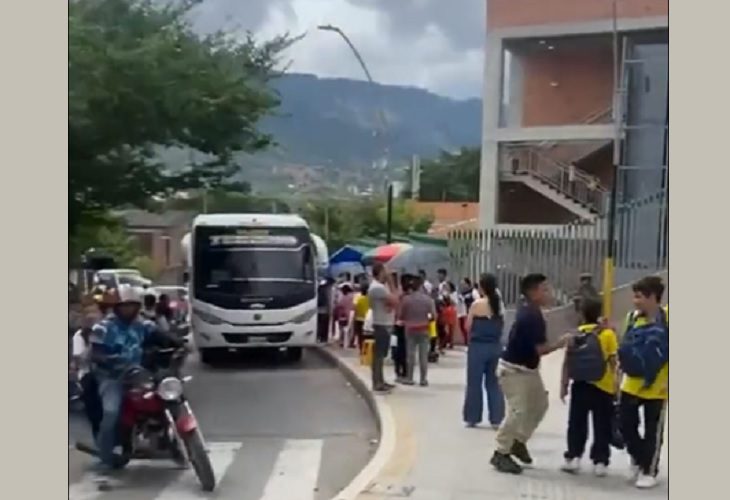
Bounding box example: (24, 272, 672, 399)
(399, 378, 415, 386)
(490, 451, 523, 475)
(373, 385, 393, 394)
(511, 440, 533, 465)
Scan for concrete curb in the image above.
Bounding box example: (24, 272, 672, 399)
(311, 346, 397, 500)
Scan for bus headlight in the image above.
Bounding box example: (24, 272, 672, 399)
(291, 308, 317, 324)
(193, 308, 224, 325)
(157, 377, 184, 401)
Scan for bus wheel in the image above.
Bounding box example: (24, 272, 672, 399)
(286, 347, 303, 363)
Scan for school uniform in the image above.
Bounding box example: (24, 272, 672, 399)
(564, 324, 619, 468)
(619, 307, 669, 480)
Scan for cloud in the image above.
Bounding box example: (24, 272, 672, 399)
(188, 0, 485, 99)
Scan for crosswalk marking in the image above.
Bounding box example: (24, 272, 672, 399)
(153, 441, 242, 499)
(259, 439, 323, 500)
(68, 472, 104, 500)
(69, 439, 325, 500)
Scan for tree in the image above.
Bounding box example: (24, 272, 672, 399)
(412, 147, 481, 202)
(69, 0, 293, 235)
(69, 214, 155, 275)
(162, 188, 293, 214)
(300, 198, 434, 250)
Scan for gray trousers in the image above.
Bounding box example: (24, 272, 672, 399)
(406, 331, 430, 383)
(371, 325, 392, 388)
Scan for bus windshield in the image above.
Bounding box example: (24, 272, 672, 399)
(192, 226, 316, 308)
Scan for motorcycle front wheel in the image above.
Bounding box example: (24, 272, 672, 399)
(182, 429, 215, 492)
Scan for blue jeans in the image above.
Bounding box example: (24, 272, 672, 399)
(463, 342, 505, 426)
(96, 377, 123, 469)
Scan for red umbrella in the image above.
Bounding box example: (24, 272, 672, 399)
(362, 243, 413, 265)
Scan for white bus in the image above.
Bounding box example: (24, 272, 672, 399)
(186, 214, 318, 364)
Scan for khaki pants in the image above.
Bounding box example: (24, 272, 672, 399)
(495, 360, 549, 454)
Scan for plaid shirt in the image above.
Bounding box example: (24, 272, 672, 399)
(89, 316, 154, 378)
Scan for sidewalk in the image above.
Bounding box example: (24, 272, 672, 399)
(330, 346, 668, 500)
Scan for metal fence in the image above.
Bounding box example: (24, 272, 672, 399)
(448, 190, 667, 308)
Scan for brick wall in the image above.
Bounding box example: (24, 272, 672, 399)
(575, 143, 614, 187)
(498, 182, 577, 224)
(129, 227, 187, 278)
(521, 44, 614, 126)
(488, 0, 668, 29)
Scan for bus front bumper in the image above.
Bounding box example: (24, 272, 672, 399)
(192, 319, 317, 349)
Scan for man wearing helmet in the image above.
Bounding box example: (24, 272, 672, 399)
(88, 284, 183, 481)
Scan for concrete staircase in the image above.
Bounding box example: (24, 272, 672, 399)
(500, 105, 614, 220)
(501, 148, 609, 220)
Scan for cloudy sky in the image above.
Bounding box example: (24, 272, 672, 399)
(189, 0, 486, 100)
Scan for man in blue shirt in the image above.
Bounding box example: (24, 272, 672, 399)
(89, 285, 183, 483)
(491, 274, 573, 474)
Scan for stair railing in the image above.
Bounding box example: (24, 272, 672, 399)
(503, 149, 609, 215)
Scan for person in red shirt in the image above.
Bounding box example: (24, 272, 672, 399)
(440, 295, 458, 351)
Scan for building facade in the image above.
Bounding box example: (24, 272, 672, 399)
(479, 0, 668, 229)
(120, 209, 193, 285)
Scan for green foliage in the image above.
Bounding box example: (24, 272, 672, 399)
(300, 198, 434, 250)
(411, 147, 481, 202)
(160, 187, 292, 214)
(69, 0, 293, 234)
(69, 215, 149, 271)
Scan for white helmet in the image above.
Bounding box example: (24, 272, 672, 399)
(116, 284, 143, 305)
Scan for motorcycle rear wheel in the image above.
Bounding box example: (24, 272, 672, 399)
(182, 429, 215, 492)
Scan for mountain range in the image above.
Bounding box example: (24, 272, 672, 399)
(237, 73, 483, 191)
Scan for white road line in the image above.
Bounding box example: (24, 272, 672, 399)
(153, 441, 242, 499)
(259, 439, 323, 500)
(68, 472, 104, 500)
(68, 441, 242, 500)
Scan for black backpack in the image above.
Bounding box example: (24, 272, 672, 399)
(566, 326, 606, 382)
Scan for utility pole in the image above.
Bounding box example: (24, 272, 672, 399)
(411, 155, 421, 200)
(602, 0, 623, 318)
(324, 204, 330, 243)
(385, 183, 394, 244)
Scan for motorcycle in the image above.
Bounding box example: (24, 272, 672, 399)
(75, 346, 216, 492)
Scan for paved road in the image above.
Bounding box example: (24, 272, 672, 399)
(69, 349, 378, 500)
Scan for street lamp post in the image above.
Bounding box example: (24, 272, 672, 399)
(317, 24, 393, 243)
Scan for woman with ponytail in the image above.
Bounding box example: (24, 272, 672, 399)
(462, 273, 506, 428)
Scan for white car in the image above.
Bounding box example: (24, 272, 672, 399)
(94, 269, 153, 293)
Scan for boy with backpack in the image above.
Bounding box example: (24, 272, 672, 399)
(617, 276, 668, 490)
(559, 298, 618, 477)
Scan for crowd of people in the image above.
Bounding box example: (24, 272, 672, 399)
(319, 267, 668, 490)
(319, 265, 479, 392)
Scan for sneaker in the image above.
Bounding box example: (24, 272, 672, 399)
(373, 385, 393, 394)
(465, 422, 478, 428)
(593, 463, 608, 477)
(626, 462, 641, 483)
(383, 382, 397, 390)
(490, 451, 523, 475)
(419, 380, 429, 387)
(560, 458, 580, 474)
(636, 474, 658, 489)
(510, 440, 533, 465)
(399, 378, 415, 386)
